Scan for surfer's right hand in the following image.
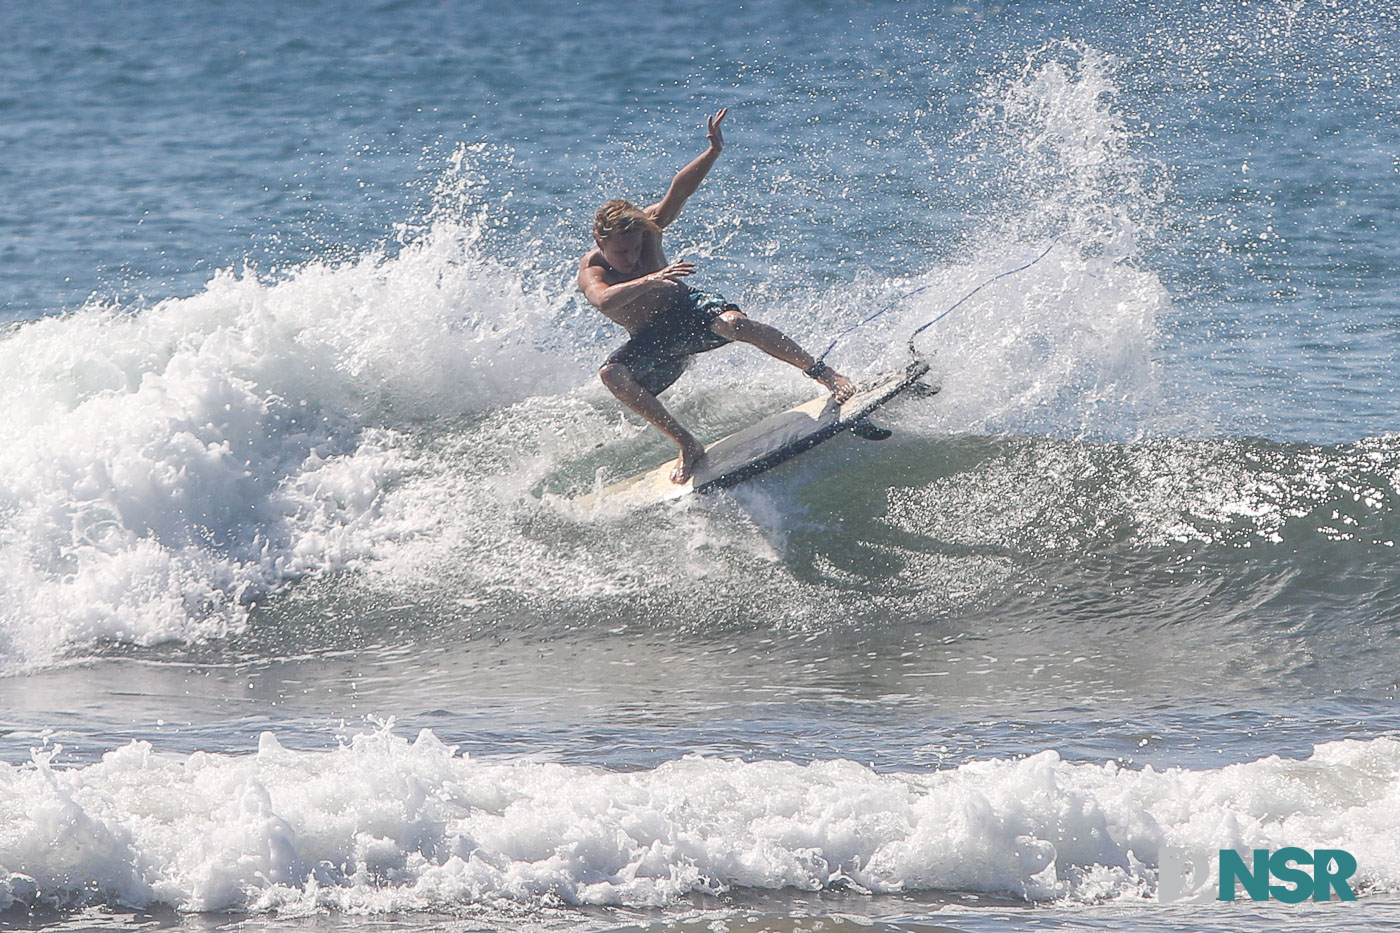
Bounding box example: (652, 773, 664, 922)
(654, 260, 696, 283)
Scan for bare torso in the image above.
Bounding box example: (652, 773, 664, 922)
(580, 231, 690, 334)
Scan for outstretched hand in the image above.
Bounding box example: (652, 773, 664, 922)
(706, 108, 727, 152)
(655, 259, 696, 283)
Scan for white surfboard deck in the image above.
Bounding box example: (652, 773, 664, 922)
(577, 357, 935, 509)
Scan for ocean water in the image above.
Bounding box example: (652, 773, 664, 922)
(2, 0, 1399, 930)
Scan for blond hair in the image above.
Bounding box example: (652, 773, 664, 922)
(592, 199, 660, 241)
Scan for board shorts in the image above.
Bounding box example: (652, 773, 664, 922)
(605, 288, 737, 395)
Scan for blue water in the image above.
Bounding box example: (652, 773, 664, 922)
(2, 1, 1399, 930)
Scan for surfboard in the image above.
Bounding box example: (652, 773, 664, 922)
(577, 357, 936, 508)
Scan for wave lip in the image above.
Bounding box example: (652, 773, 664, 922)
(2, 728, 1395, 916)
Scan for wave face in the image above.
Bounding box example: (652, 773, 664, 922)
(0, 40, 1176, 673)
(3, 728, 1398, 914)
(2, 151, 1393, 685)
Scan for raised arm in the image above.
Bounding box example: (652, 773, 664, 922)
(646, 108, 727, 230)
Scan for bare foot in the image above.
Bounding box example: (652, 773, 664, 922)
(670, 437, 706, 484)
(819, 369, 857, 403)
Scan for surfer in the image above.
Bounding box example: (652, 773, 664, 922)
(578, 108, 856, 484)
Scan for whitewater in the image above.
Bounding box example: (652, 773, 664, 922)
(2, 1, 1398, 930)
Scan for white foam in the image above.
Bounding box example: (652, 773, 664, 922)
(0, 217, 579, 673)
(1, 728, 1395, 915)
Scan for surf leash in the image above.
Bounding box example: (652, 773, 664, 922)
(814, 233, 1062, 364)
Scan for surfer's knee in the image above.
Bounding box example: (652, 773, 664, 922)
(598, 361, 632, 391)
(712, 308, 749, 341)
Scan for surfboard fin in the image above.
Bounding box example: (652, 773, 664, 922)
(850, 418, 893, 441)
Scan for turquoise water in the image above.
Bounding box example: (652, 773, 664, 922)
(2, 1, 1399, 930)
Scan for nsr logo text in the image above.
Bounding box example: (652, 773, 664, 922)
(1160, 847, 1357, 903)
